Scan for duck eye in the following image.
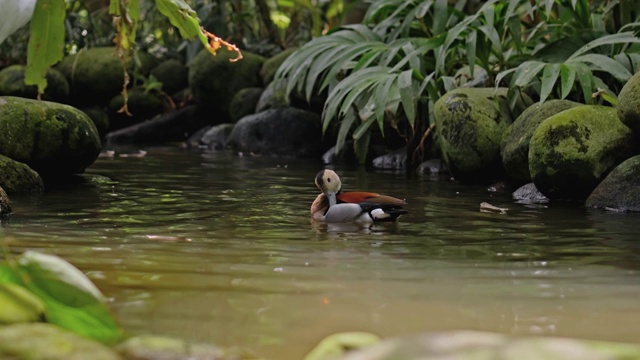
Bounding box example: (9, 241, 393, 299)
(327, 178, 331, 183)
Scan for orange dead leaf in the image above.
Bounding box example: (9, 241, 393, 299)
(201, 27, 243, 62)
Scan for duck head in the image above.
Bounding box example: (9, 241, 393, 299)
(315, 169, 342, 207)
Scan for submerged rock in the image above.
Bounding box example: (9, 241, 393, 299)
(529, 105, 639, 200)
(372, 148, 407, 170)
(226, 107, 322, 157)
(434, 87, 530, 182)
(512, 182, 549, 203)
(188, 49, 265, 121)
(0, 323, 120, 360)
(200, 123, 235, 150)
(0, 97, 101, 178)
(0, 154, 44, 194)
(586, 155, 640, 212)
(617, 71, 640, 133)
(116, 335, 242, 360)
(501, 100, 581, 183)
(340, 331, 640, 360)
(0, 65, 69, 102)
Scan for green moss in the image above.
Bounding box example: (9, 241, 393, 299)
(586, 155, 640, 211)
(617, 71, 640, 133)
(0, 65, 69, 102)
(259, 47, 298, 85)
(0, 97, 101, 178)
(150, 59, 188, 95)
(434, 87, 516, 179)
(188, 49, 265, 120)
(501, 100, 581, 182)
(529, 105, 639, 200)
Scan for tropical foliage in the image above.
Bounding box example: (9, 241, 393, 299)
(276, 0, 640, 164)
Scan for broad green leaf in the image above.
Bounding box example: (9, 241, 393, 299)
(109, 0, 140, 51)
(433, 0, 448, 34)
(513, 61, 546, 88)
(560, 64, 576, 99)
(352, 117, 376, 141)
(398, 69, 416, 127)
(575, 63, 594, 104)
(540, 63, 560, 103)
(335, 110, 358, 154)
(24, 0, 66, 95)
(544, 0, 554, 18)
(466, 31, 477, 76)
(304, 332, 380, 360)
(155, 0, 209, 54)
(0, 283, 45, 324)
(569, 32, 640, 60)
(374, 75, 397, 126)
(570, 53, 633, 82)
(355, 132, 372, 165)
(8, 251, 122, 343)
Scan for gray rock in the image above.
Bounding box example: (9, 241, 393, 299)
(617, 71, 640, 133)
(0, 97, 101, 178)
(0, 154, 44, 194)
(501, 100, 581, 183)
(0, 186, 10, 215)
(105, 105, 208, 145)
(417, 159, 447, 175)
(586, 155, 640, 212)
(372, 148, 407, 170)
(200, 123, 235, 150)
(529, 105, 639, 200)
(512, 182, 549, 203)
(226, 107, 322, 157)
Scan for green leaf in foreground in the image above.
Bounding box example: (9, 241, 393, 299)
(1, 251, 122, 343)
(24, 0, 66, 96)
(304, 331, 381, 360)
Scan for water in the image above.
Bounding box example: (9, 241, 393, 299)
(2, 147, 640, 359)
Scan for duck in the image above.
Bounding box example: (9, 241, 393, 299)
(310, 169, 407, 223)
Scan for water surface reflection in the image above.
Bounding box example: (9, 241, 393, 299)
(2, 147, 640, 359)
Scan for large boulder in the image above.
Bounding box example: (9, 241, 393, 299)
(107, 88, 165, 131)
(529, 105, 639, 200)
(0, 187, 10, 215)
(586, 155, 640, 212)
(255, 79, 289, 113)
(501, 100, 582, 183)
(116, 335, 238, 360)
(226, 107, 322, 157)
(0, 97, 101, 178)
(617, 71, 640, 133)
(0, 65, 69, 102)
(0, 154, 44, 194)
(150, 59, 188, 95)
(188, 49, 265, 121)
(56, 47, 157, 106)
(434, 87, 530, 181)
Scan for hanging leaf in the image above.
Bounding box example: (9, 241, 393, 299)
(539, 63, 560, 103)
(24, 0, 66, 96)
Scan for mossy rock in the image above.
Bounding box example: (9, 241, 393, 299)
(188, 49, 265, 121)
(56, 47, 158, 106)
(229, 87, 263, 122)
(0, 154, 44, 194)
(0, 97, 102, 178)
(586, 155, 640, 211)
(0, 186, 10, 215)
(116, 335, 240, 360)
(0, 323, 120, 360)
(150, 59, 188, 95)
(107, 89, 164, 131)
(529, 105, 640, 200)
(260, 47, 298, 85)
(81, 106, 110, 137)
(434, 87, 531, 181)
(617, 71, 640, 133)
(0, 65, 69, 102)
(256, 79, 289, 112)
(501, 100, 582, 183)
